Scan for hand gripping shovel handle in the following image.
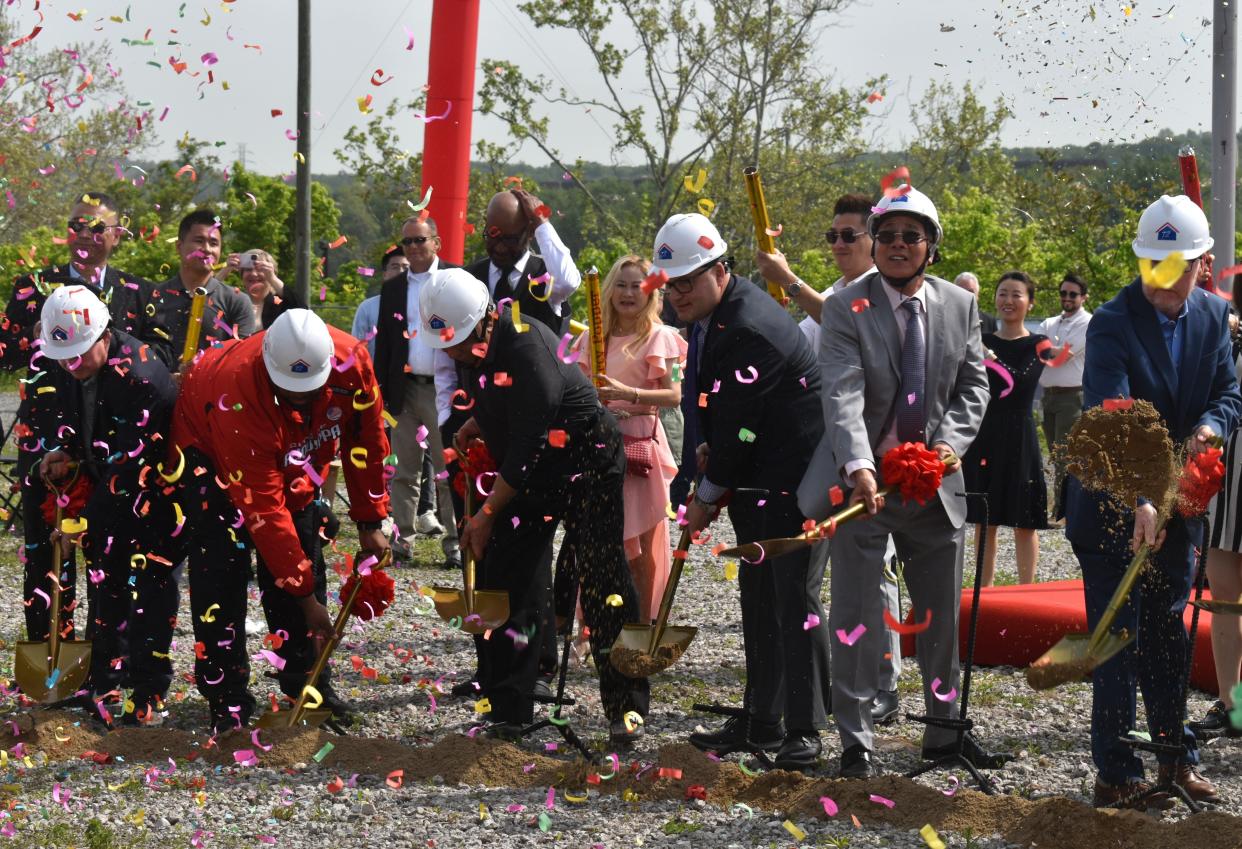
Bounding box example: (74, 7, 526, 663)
(1086, 516, 1167, 656)
(648, 526, 694, 655)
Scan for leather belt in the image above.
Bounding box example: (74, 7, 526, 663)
(406, 374, 434, 385)
(1042, 385, 1082, 394)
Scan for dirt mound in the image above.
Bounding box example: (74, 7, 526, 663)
(1061, 400, 1177, 509)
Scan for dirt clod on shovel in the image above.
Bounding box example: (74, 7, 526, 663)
(1058, 399, 1177, 510)
(610, 643, 685, 677)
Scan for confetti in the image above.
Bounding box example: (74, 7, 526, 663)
(836, 623, 866, 645)
(920, 824, 947, 849)
(819, 796, 839, 816)
(884, 607, 932, 635)
(851, 298, 871, 313)
(983, 358, 1015, 399)
(930, 677, 958, 702)
(605, 594, 624, 607)
(783, 821, 806, 841)
(1138, 252, 1188, 289)
(869, 793, 896, 808)
(683, 168, 707, 193)
(803, 613, 821, 630)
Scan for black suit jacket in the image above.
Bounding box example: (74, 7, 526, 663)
(374, 261, 460, 417)
(464, 255, 565, 335)
(696, 274, 824, 494)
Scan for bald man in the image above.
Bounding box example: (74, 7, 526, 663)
(955, 272, 998, 334)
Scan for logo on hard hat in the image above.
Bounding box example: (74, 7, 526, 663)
(50, 326, 70, 342)
(656, 243, 674, 261)
(1155, 222, 1179, 241)
(289, 359, 310, 374)
(889, 194, 910, 204)
(428, 314, 447, 330)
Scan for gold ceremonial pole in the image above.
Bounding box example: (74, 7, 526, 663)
(585, 266, 606, 386)
(179, 287, 209, 369)
(743, 166, 788, 305)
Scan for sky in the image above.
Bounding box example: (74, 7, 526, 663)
(11, 0, 1224, 176)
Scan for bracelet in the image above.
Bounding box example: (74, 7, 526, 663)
(633, 388, 640, 404)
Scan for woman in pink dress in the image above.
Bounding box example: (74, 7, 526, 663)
(579, 255, 687, 622)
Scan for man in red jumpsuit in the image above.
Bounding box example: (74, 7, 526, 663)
(155, 308, 391, 733)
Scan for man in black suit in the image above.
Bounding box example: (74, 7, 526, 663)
(953, 272, 998, 334)
(665, 213, 831, 771)
(0, 191, 167, 653)
(373, 216, 459, 568)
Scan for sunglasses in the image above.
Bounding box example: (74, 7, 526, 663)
(401, 235, 435, 246)
(875, 229, 926, 245)
(825, 229, 863, 245)
(484, 228, 524, 246)
(67, 218, 110, 235)
(1058, 289, 1082, 298)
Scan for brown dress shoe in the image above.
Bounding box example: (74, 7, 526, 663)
(1092, 778, 1174, 811)
(1157, 763, 1220, 803)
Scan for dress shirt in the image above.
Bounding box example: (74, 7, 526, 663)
(404, 258, 440, 377)
(1036, 308, 1091, 389)
(487, 221, 582, 314)
(799, 267, 878, 353)
(351, 294, 380, 358)
(1157, 300, 1189, 380)
(68, 262, 108, 289)
(843, 276, 929, 483)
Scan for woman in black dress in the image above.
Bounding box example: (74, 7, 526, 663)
(963, 270, 1048, 585)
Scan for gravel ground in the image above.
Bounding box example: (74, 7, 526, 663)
(0, 386, 1239, 849)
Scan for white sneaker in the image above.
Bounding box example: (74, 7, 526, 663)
(415, 511, 445, 536)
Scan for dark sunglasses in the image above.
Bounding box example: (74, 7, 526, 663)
(875, 229, 926, 245)
(67, 218, 110, 235)
(825, 229, 862, 245)
(401, 235, 435, 246)
(1058, 289, 1082, 298)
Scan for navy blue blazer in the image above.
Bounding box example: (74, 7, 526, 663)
(1066, 278, 1242, 555)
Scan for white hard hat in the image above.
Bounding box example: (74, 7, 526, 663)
(867, 186, 944, 249)
(419, 268, 491, 349)
(39, 285, 110, 360)
(262, 309, 334, 391)
(1132, 194, 1213, 260)
(651, 213, 727, 278)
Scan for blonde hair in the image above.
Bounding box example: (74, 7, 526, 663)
(601, 254, 661, 356)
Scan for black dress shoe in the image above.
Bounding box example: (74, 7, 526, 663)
(531, 677, 554, 701)
(1190, 699, 1242, 740)
(870, 689, 899, 725)
(450, 678, 481, 698)
(773, 730, 821, 770)
(840, 743, 875, 779)
(609, 718, 644, 748)
(921, 733, 1013, 769)
(688, 715, 783, 754)
(483, 721, 524, 742)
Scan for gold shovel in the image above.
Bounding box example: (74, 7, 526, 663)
(1026, 519, 1166, 691)
(429, 485, 510, 634)
(611, 527, 698, 678)
(15, 501, 92, 703)
(257, 551, 391, 729)
(1191, 598, 1242, 616)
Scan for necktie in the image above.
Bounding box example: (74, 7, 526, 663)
(682, 323, 703, 468)
(897, 298, 925, 443)
(493, 264, 515, 303)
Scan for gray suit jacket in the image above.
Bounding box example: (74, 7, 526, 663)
(797, 272, 990, 527)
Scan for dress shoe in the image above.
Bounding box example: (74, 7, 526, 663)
(921, 733, 1012, 769)
(610, 718, 644, 748)
(316, 687, 359, 725)
(773, 730, 821, 771)
(450, 678, 481, 698)
(441, 549, 463, 571)
(484, 721, 524, 742)
(870, 689, 900, 725)
(839, 743, 875, 779)
(531, 677, 554, 701)
(1190, 699, 1242, 740)
(1092, 778, 1174, 811)
(688, 715, 782, 754)
(1157, 763, 1221, 804)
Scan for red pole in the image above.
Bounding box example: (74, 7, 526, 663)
(422, 0, 480, 264)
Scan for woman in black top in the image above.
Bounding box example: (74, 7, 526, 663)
(421, 268, 649, 746)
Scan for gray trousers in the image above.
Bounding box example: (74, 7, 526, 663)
(1041, 388, 1082, 517)
(828, 496, 964, 752)
(390, 380, 457, 555)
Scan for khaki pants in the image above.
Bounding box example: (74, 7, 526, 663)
(390, 380, 457, 555)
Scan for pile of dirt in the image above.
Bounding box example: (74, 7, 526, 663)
(9, 713, 1242, 849)
(610, 643, 686, 678)
(1061, 400, 1177, 510)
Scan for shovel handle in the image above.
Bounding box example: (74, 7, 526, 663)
(1086, 516, 1166, 655)
(463, 483, 476, 612)
(648, 527, 694, 655)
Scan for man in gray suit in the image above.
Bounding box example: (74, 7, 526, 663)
(799, 187, 999, 777)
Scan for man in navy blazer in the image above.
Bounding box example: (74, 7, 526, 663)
(1066, 195, 1242, 809)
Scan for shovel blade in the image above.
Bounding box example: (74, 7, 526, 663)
(609, 624, 698, 678)
(715, 537, 814, 561)
(429, 586, 468, 624)
(255, 707, 334, 729)
(1025, 629, 1134, 690)
(14, 639, 92, 704)
(471, 591, 510, 631)
(1191, 599, 1242, 616)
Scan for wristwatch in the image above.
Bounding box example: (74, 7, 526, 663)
(786, 278, 805, 296)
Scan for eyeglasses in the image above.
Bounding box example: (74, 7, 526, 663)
(484, 230, 524, 246)
(1058, 289, 1082, 298)
(67, 218, 110, 235)
(667, 268, 709, 294)
(874, 230, 926, 245)
(400, 235, 435, 246)
(825, 229, 863, 245)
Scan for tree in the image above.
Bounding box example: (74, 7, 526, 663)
(0, 10, 155, 240)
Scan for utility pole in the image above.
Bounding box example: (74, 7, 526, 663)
(293, 0, 312, 305)
(1213, 0, 1237, 292)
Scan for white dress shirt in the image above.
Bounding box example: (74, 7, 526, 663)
(405, 258, 441, 377)
(1037, 308, 1091, 389)
(351, 294, 381, 358)
(798, 266, 877, 352)
(434, 221, 580, 425)
(842, 276, 929, 483)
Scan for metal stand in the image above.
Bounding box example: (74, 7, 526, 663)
(1122, 523, 1212, 814)
(519, 614, 595, 762)
(905, 493, 1011, 793)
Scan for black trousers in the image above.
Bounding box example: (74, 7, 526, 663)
(19, 450, 78, 642)
(442, 416, 558, 681)
(729, 491, 832, 731)
(83, 512, 179, 701)
(483, 412, 649, 725)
